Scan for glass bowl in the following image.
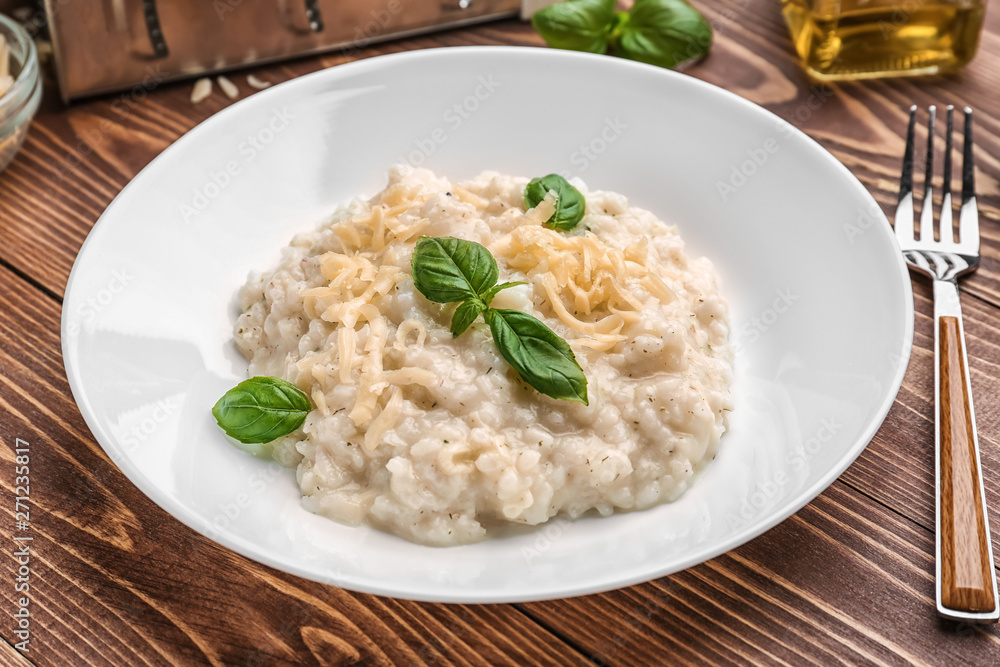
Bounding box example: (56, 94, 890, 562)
(0, 14, 41, 174)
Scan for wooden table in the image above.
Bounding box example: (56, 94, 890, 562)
(3, 2, 1000, 664)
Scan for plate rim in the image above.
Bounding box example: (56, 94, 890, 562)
(61, 45, 915, 603)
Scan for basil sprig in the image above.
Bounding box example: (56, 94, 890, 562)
(530, 0, 616, 54)
(212, 376, 312, 444)
(412, 236, 525, 336)
(411, 236, 589, 405)
(524, 174, 586, 231)
(616, 0, 713, 68)
(485, 309, 589, 404)
(533, 0, 713, 70)
(410, 235, 501, 304)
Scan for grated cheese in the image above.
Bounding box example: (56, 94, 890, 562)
(233, 167, 733, 546)
(292, 171, 662, 450)
(394, 319, 427, 351)
(296, 187, 436, 440)
(364, 387, 403, 451)
(451, 184, 489, 209)
(492, 219, 650, 352)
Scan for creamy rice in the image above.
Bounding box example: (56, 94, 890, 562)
(234, 166, 733, 546)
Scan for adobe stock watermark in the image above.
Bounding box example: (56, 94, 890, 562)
(19, 0, 69, 37)
(843, 201, 889, 244)
(179, 107, 295, 223)
(203, 462, 286, 539)
(64, 268, 136, 337)
(778, 84, 836, 128)
(567, 117, 629, 174)
(118, 397, 182, 452)
(716, 137, 781, 202)
(12, 437, 32, 653)
(395, 75, 501, 167)
(53, 65, 169, 182)
(733, 288, 798, 356)
(725, 415, 843, 530)
(716, 85, 835, 202)
(343, 0, 407, 55)
(521, 517, 571, 564)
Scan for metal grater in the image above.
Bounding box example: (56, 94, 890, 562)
(43, 0, 521, 101)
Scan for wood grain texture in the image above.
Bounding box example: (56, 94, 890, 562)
(1, 3, 999, 301)
(522, 484, 1000, 666)
(938, 314, 995, 614)
(0, 639, 31, 667)
(840, 283, 1000, 559)
(2, 0, 1000, 664)
(0, 264, 582, 665)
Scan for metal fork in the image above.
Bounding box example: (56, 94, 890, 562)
(895, 105, 999, 624)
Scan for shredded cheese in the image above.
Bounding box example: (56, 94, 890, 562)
(451, 184, 489, 209)
(394, 319, 427, 351)
(522, 192, 557, 226)
(311, 388, 330, 417)
(364, 387, 403, 451)
(296, 185, 437, 442)
(294, 173, 661, 449)
(492, 219, 651, 352)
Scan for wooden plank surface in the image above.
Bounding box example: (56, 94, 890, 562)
(0, 264, 581, 665)
(2, 0, 1000, 664)
(523, 484, 1000, 666)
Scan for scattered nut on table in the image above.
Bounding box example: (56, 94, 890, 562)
(247, 74, 271, 90)
(217, 75, 239, 100)
(190, 77, 213, 104)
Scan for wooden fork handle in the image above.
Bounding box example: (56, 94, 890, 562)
(935, 280, 999, 621)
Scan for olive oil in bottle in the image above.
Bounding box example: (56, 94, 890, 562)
(781, 0, 986, 80)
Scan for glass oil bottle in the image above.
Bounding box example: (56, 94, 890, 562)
(781, 0, 987, 80)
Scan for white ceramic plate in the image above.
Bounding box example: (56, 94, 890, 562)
(62, 47, 913, 603)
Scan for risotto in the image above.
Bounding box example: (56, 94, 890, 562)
(233, 166, 733, 546)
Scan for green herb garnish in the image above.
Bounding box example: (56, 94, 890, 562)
(448, 299, 486, 337)
(410, 235, 503, 304)
(532, 0, 713, 70)
(615, 0, 714, 69)
(484, 309, 589, 404)
(524, 174, 586, 231)
(411, 236, 589, 405)
(530, 0, 617, 54)
(212, 376, 312, 444)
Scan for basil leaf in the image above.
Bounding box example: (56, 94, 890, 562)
(451, 298, 486, 337)
(613, 0, 713, 69)
(412, 236, 499, 304)
(532, 0, 617, 54)
(212, 376, 312, 444)
(484, 308, 589, 405)
(411, 236, 588, 404)
(481, 281, 527, 307)
(524, 174, 586, 231)
(608, 10, 630, 43)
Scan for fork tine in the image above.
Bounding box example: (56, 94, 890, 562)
(962, 107, 975, 202)
(942, 107, 953, 198)
(896, 105, 917, 245)
(959, 107, 979, 250)
(919, 106, 936, 241)
(939, 106, 954, 244)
